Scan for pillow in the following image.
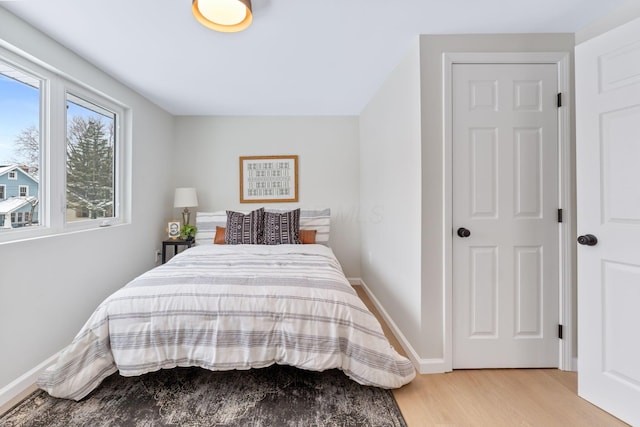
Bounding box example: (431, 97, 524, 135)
(214, 226, 226, 244)
(197, 208, 331, 245)
(299, 229, 317, 244)
(299, 208, 330, 246)
(195, 211, 227, 246)
(263, 209, 301, 245)
(225, 208, 264, 244)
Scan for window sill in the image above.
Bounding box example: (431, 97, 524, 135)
(0, 220, 129, 246)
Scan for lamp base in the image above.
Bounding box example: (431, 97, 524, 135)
(182, 208, 191, 226)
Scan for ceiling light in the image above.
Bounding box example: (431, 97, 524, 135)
(192, 0, 252, 33)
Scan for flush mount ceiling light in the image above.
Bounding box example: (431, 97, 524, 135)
(192, 0, 253, 33)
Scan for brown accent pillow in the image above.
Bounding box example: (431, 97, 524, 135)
(214, 226, 226, 244)
(299, 229, 317, 244)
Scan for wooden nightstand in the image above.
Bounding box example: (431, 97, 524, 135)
(162, 239, 194, 264)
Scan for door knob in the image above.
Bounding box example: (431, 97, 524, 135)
(577, 234, 598, 246)
(457, 227, 471, 238)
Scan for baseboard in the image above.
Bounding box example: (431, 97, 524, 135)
(0, 352, 58, 413)
(347, 277, 362, 287)
(349, 278, 448, 375)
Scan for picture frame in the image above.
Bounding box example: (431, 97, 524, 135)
(167, 220, 181, 239)
(240, 155, 299, 203)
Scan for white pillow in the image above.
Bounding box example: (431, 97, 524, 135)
(299, 209, 331, 246)
(195, 211, 227, 245)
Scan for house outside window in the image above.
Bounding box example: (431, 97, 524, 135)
(8, 211, 30, 227)
(0, 58, 41, 233)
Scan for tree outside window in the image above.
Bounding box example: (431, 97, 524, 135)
(65, 99, 115, 222)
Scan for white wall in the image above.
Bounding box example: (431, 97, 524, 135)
(575, 0, 640, 44)
(0, 8, 175, 389)
(172, 116, 361, 277)
(359, 41, 423, 354)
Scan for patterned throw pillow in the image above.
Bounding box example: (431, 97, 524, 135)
(263, 209, 301, 245)
(225, 208, 264, 244)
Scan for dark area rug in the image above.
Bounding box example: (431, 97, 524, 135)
(1, 365, 407, 426)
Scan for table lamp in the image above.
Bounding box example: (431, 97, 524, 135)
(174, 187, 198, 226)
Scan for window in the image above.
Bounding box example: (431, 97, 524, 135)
(66, 93, 116, 222)
(0, 44, 127, 241)
(0, 59, 41, 233)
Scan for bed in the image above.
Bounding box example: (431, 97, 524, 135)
(38, 209, 415, 400)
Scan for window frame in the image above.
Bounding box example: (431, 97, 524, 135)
(18, 185, 28, 197)
(8, 171, 17, 180)
(0, 44, 129, 244)
(0, 184, 5, 200)
(63, 84, 124, 230)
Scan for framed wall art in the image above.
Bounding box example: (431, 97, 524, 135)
(240, 155, 299, 203)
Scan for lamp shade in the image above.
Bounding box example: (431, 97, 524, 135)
(174, 188, 199, 208)
(192, 0, 252, 33)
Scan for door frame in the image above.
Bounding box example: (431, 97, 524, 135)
(442, 52, 573, 371)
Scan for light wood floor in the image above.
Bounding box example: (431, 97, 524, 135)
(354, 286, 628, 427)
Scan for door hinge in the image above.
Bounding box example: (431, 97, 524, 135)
(557, 92, 562, 108)
(558, 324, 563, 340)
(557, 208, 563, 223)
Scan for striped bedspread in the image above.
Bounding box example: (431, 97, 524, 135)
(38, 244, 415, 400)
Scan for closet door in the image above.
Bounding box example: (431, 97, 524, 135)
(452, 63, 559, 368)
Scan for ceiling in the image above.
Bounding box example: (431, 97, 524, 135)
(1, 0, 625, 116)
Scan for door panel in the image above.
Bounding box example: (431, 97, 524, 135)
(514, 246, 542, 337)
(470, 128, 498, 217)
(576, 17, 640, 425)
(514, 128, 542, 218)
(470, 246, 498, 337)
(453, 63, 559, 369)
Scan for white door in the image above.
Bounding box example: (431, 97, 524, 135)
(575, 18, 640, 426)
(452, 63, 559, 368)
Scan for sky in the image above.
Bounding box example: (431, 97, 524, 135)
(0, 72, 113, 166)
(0, 73, 39, 165)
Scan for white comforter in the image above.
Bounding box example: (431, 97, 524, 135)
(39, 244, 415, 400)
